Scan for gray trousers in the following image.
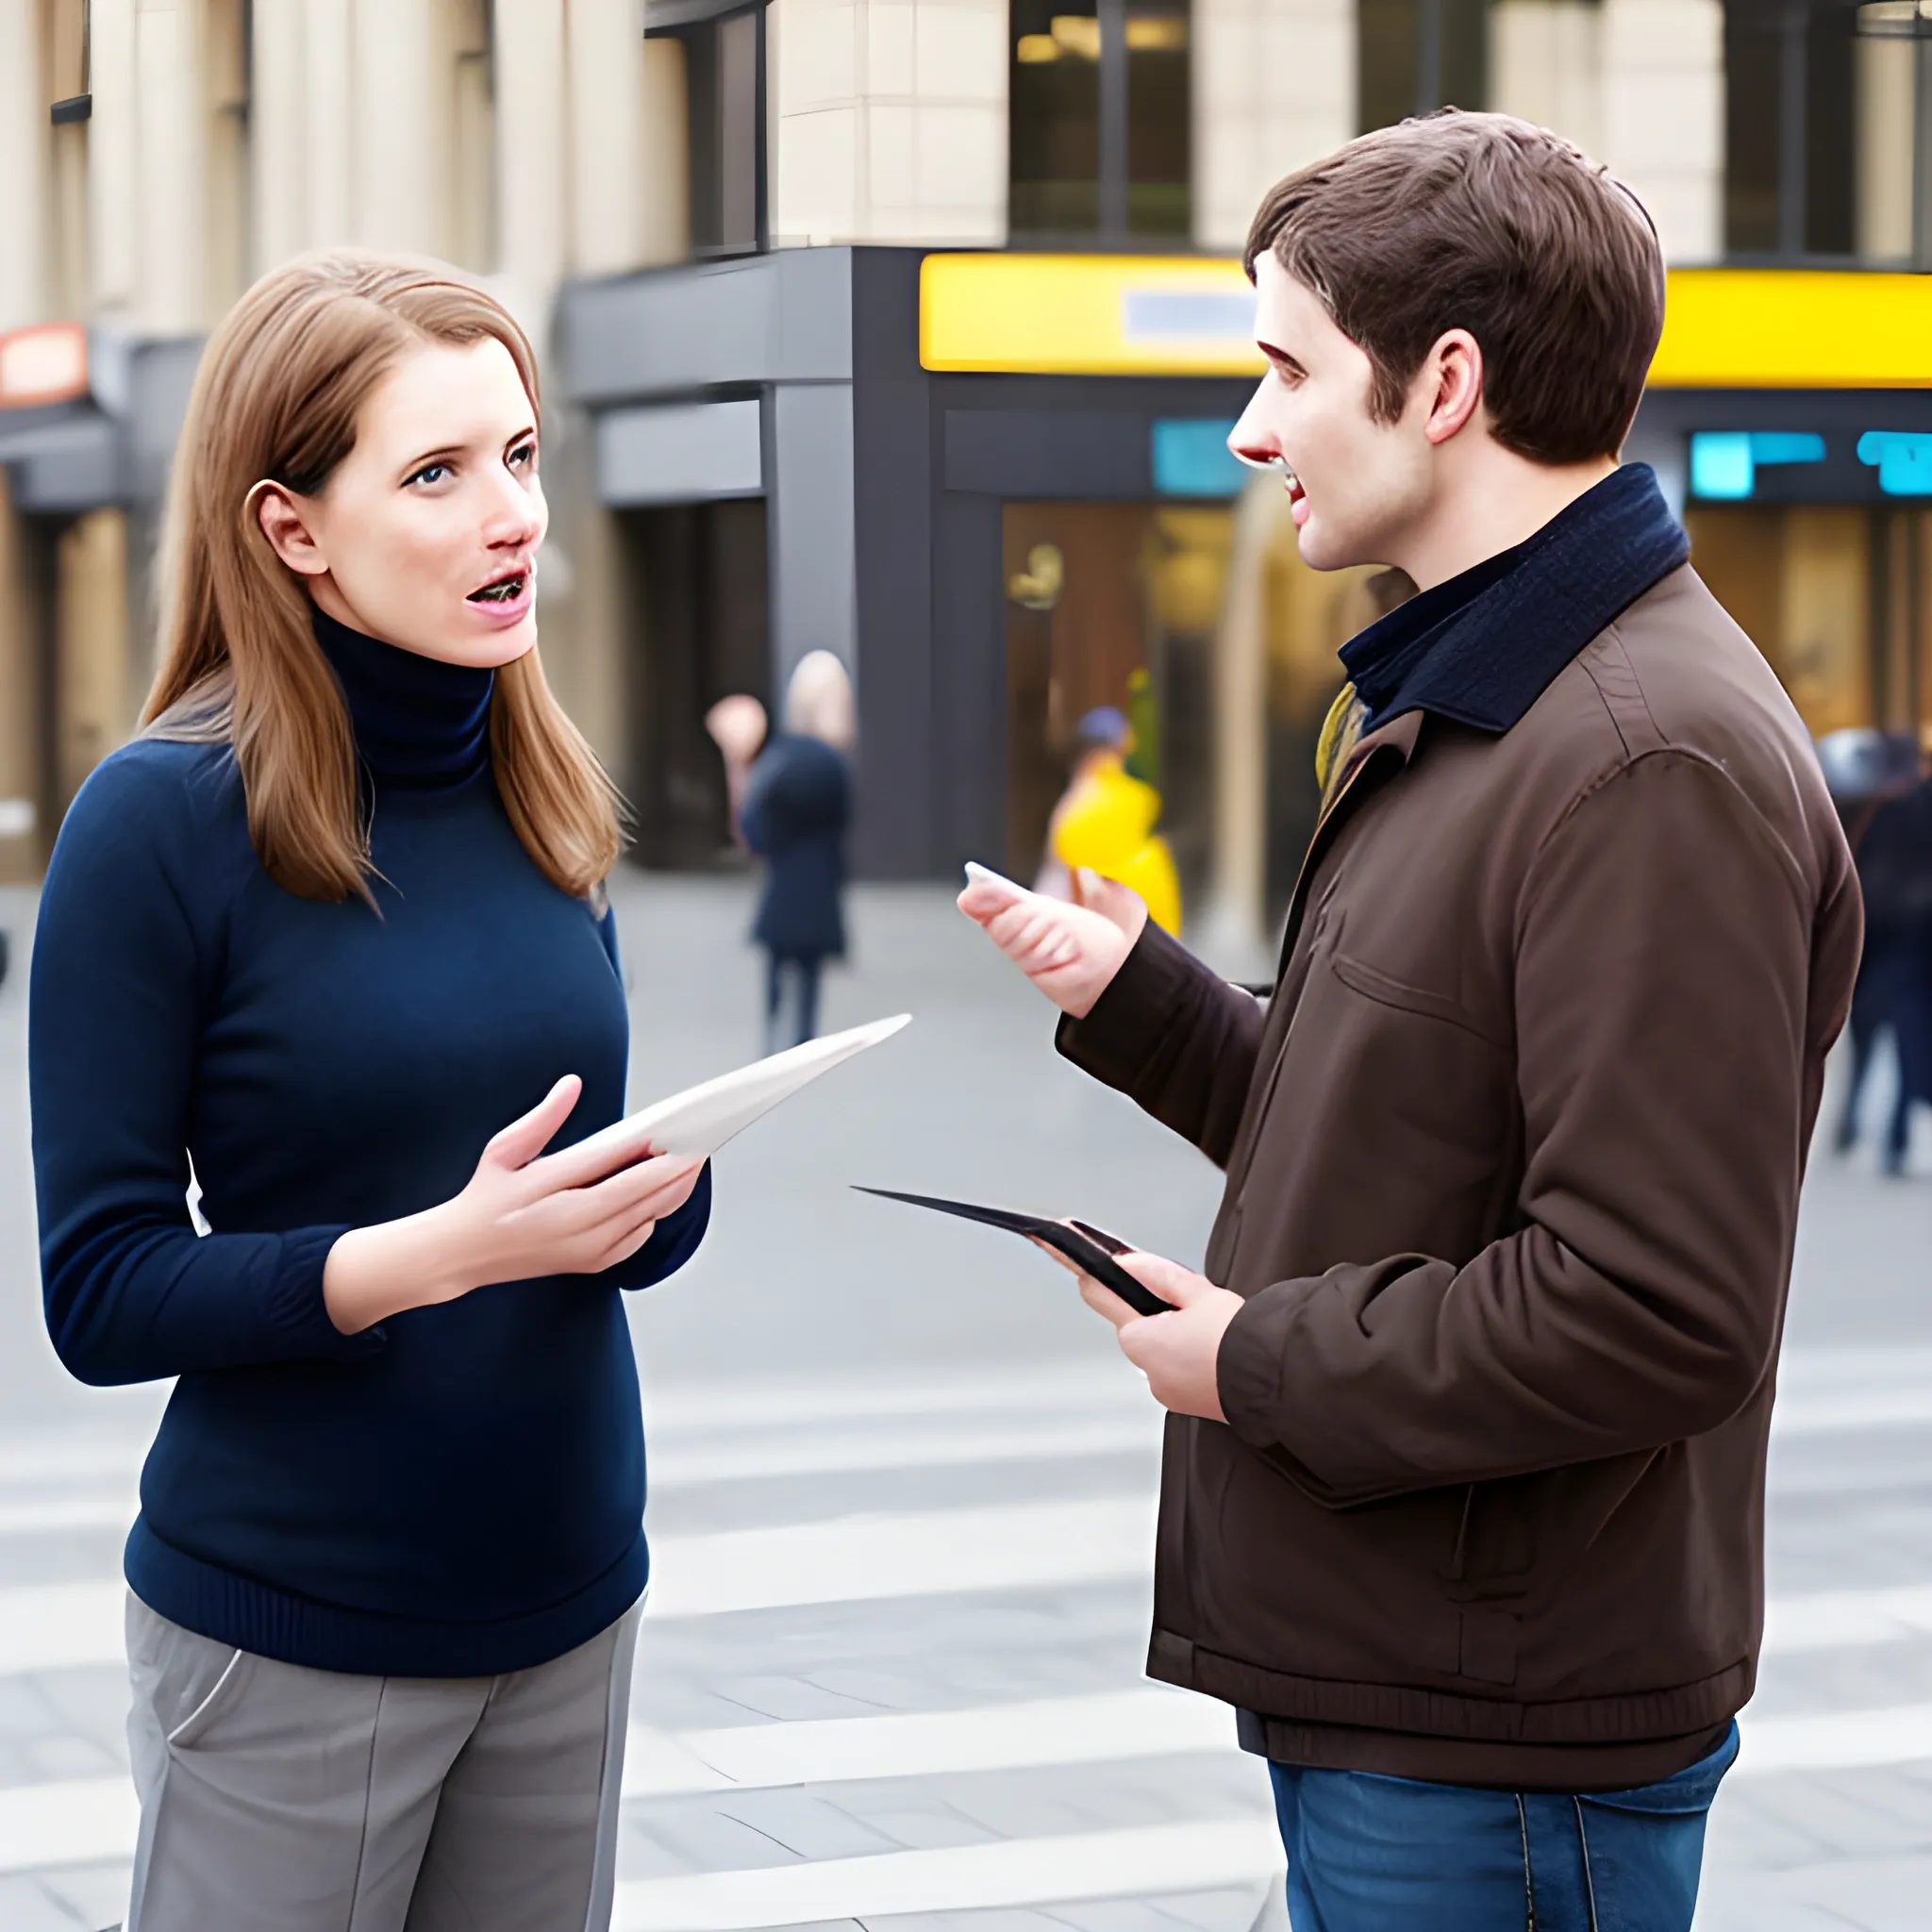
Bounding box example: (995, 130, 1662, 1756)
(124, 1591, 640, 1932)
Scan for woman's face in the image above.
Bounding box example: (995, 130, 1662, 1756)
(258, 336, 547, 668)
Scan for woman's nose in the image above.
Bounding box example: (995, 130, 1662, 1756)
(483, 476, 543, 546)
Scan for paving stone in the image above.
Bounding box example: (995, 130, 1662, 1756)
(713, 1674, 890, 1721)
(0, 1875, 91, 1930)
(713, 1790, 901, 1860)
(30, 1864, 127, 1929)
(846, 1803, 992, 1851)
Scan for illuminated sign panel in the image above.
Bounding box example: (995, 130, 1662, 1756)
(920, 258, 1932, 391)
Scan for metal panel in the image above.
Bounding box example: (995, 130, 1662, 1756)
(769, 383, 857, 684)
(595, 399, 764, 507)
(943, 408, 1151, 498)
(0, 410, 122, 511)
(560, 249, 852, 405)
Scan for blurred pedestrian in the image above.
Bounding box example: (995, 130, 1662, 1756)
(28, 254, 710, 1932)
(705, 691, 770, 847)
(1834, 742, 1932, 1173)
(962, 112, 1858, 1932)
(724, 651, 853, 1053)
(1041, 705, 1183, 935)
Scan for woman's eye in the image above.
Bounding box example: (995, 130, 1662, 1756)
(408, 462, 452, 488)
(508, 443, 537, 470)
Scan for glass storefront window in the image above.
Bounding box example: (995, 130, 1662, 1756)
(1009, 1, 1191, 243)
(1687, 504, 1932, 741)
(1357, 0, 1489, 132)
(999, 494, 1388, 932)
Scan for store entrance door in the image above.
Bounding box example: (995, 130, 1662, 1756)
(622, 498, 770, 869)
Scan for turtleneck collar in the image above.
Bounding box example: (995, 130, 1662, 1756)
(311, 605, 493, 791)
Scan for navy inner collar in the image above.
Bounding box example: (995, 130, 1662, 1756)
(1338, 464, 1690, 737)
(311, 606, 494, 790)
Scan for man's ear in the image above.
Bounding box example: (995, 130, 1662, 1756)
(1419, 328, 1485, 448)
(249, 480, 330, 579)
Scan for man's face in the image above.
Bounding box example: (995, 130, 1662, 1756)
(1228, 255, 1432, 573)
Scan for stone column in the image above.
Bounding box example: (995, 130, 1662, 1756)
(132, 0, 208, 333)
(306, 0, 357, 248)
(0, 0, 46, 331)
(1600, 0, 1723, 264)
(251, 0, 309, 268)
(1490, 0, 1603, 155)
(353, 0, 450, 256)
(495, 0, 568, 303)
(89, 0, 140, 316)
(1192, 0, 1354, 253)
(770, 0, 1006, 247)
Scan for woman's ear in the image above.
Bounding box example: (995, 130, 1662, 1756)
(249, 480, 329, 578)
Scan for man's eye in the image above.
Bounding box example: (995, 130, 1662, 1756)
(408, 462, 452, 488)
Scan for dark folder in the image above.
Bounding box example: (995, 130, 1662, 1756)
(852, 1188, 1174, 1317)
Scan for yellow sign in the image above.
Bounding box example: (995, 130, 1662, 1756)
(1649, 270, 1932, 389)
(921, 255, 1262, 377)
(920, 255, 1932, 391)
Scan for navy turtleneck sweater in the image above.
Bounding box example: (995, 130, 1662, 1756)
(29, 608, 710, 1676)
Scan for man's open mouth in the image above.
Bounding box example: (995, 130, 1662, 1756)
(468, 570, 528, 604)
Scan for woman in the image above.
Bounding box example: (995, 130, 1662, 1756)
(28, 254, 709, 1931)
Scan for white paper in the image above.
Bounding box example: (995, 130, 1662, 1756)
(572, 1013, 912, 1166)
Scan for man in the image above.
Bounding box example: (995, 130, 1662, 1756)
(961, 111, 1860, 1929)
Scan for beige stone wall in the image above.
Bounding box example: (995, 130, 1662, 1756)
(769, 0, 1008, 247)
(1600, 0, 1724, 265)
(1191, 0, 1354, 253)
(1490, 0, 1603, 158)
(0, 0, 48, 332)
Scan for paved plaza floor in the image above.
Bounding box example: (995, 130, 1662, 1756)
(0, 873, 1927, 1928)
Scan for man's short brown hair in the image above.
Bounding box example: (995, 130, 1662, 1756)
(1244, 111, 1663, 465)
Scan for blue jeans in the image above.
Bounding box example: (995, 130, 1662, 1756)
(1268, 1723, 1739, 1931)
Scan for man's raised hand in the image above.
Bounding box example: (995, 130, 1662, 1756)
(956, 864, 1147, 1019)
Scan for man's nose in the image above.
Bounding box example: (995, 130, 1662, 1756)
(1227, 390, 1280, 469)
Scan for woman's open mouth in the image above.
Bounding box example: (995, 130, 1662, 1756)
(468, 569, 529, 605)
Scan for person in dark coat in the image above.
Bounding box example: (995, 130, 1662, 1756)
(731, 652, 854, 1053)
(1837, 758, 1932, 1173)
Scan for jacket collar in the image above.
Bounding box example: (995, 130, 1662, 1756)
(1337, 464, 1689, 738)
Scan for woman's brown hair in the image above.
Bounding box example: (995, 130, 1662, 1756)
(144, 251, 620, 904)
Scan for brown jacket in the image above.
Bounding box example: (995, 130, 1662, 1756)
(1060, 564, 1861, 1790)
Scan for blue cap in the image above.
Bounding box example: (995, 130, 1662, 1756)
(1075, 706, 1131, 748)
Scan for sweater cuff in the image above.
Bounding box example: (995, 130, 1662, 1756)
(1056, 919, 1214, 1090)
(264, 1224, 388, 1359)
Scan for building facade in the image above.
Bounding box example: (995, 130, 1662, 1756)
(3, 0, 1930, 956)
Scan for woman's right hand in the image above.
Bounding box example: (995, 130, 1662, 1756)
(323, 1076, 705, 1334)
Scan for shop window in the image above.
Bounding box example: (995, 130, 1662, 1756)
(1724, 0, 1862, 258)
(1712, 3, 1932, 266)
(1009, 1, 1192, 244)
(1357, 0, 1490, 133)
(649, 1, 767, 257)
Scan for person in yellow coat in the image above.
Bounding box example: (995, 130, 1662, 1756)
(1047, 706, 1183, 936)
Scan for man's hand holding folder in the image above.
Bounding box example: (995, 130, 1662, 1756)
(954, 862, 1242, 1424)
